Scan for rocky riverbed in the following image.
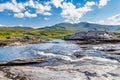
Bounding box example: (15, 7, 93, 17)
(0, 40, 120, 80)
(0, 57, 120, 80)
(0, 36, 41, 47)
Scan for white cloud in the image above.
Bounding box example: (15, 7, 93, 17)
(24, 0, 35, 8)
(108, 14, 120, 21)
(0, 0, 52, 18)
(99, 0, 109, 7)
(17, 3, 26, 10)
(0, 2, 23, 12)
(59, 0, 110, 23)
(0, 0, 25, 12)
(86, 1, 96, 6)
(61, 1, 95, 23)
(97, 14, 120, 25)
(14, 13, 24, 18)
(24, 11, 37, 18)
(43, 12, 52, 16)
(51, 0, 64, 8)
(12, 0, 17, 5)
(0, 24, 6, 26)
(18, 24, 23, 27)
(35, 3, 52, 16)
(14, 11, 37, 18)
(44, 17, 49, 21)
(24, 0, 52, 16)
(0, 0, 110, 22)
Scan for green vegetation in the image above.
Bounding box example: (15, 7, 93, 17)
(115, 29, 120, 38)
(0, 27, 75, 40)
(38, 29, 75, 40)
(1, 22, 119, 40)
(116, 28, 120, 33)
(42, 22, 120, 32)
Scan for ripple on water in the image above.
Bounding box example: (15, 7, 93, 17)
(0, 40, 120, 63)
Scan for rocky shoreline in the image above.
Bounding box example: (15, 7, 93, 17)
(64, 31, 120, 44)
(0, 58, 44, 66)
(0, 57, 120, 80)
(0, 39, 120, 80)
(0, 36, 42, 47)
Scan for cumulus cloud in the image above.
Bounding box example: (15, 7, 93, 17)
(0, 2, 23, 12)
(51, 0, 64, 8)
(44, 17, 49, 21)
(97, 14, 120, 25)
(23, 0, 52, 16)
(61, 1, 95, 23)
(0, 0, 26, 13)
(18, 24, 23, 27)
(14, 13, 24, 18)
(43, 12, 52, 16)
(99, 0, 109, 7)
(35, 3, 52, 16)
(59, 0, 110, 23)
(0, 0, 51, 18)
(24, 11, 37, 18)
(14, 11, 37, 18)
(0, 0, 110, 23)
(25, 0, 35, 7)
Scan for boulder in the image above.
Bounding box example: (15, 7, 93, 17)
(64, 31, 116, 40)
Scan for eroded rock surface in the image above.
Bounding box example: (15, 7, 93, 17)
(0, 57, 120, 80)
(0, 58, 44, 66)
(0, 36, 41, 47)
(0, 40, 120, 80)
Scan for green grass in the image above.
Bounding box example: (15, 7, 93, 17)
(116, 28, 120, 33)
(0, 27, 75, 40)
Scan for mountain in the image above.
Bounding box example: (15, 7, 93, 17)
(41, 22, 120, 32)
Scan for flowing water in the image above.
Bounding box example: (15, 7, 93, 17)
(0, 40, 120, 63)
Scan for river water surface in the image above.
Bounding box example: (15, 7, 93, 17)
(0, 40, 120, 63)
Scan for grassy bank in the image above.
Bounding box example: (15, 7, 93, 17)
(0, 27, 75, 40)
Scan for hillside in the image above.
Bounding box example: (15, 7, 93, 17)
(0, 22, 120, 40)
(0, 27, 75, 40)
(41, 22, 120, 32)
(115, 28, 120, 33)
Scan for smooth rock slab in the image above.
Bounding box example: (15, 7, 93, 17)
(0, 57, 120, 80)
(0, 58, 44, 66)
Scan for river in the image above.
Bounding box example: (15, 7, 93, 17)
(0, 40, 120, 63)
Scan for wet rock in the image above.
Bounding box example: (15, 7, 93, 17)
(100, 48, 118, 52)
(0, 58, 44, 66)
(0, 36, 42, 47)
(83, 71, 97, 77)
(73, 52, 85, 58)
(100, 48, 120, 55)
(64, 31, 120, 45)
(107, 51, 120, 55)
(107, 72, 119, 77)
(64, 31, 116, 40)
(0, 71, 11, 80)
(0, 57, 119, 80)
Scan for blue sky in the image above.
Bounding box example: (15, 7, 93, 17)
(0, 0, 120, 28)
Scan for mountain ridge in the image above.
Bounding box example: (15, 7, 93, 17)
(41, 22, 120, 32)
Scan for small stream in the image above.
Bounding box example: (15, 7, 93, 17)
(0, 40, 120, 63)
